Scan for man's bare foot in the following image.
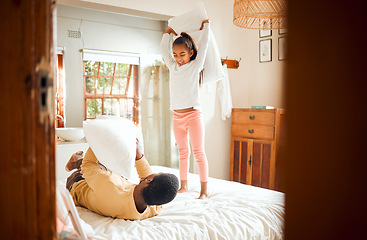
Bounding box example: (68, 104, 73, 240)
(178, 180, 188, 193)
(65, 151, 84, 172)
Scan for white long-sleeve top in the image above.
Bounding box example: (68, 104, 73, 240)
(160, 22, 210, 110)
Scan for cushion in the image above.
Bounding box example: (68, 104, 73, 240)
(83, 117, 137, 179)
(96, 115, 144, 154)
(168, 1, 209, 33)
(168, 1, 224, 84)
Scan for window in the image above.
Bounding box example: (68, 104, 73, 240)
(55, 51, 65, 128)
(83, 55, 140, 124)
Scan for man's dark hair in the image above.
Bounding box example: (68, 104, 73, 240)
(142, 173, 179, 205)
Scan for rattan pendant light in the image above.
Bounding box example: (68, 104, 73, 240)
(233, 0, 287, 29)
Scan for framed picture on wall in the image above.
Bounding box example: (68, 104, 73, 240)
(279, 28, 287, 35)
(259, 39, 272, 63)
(278, 37, 287, 61)
(259, 29, 272, 38)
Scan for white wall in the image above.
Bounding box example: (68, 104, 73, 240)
(56, 5, 165, 127)
(57, 0, 285, 181)
(245, 30, 286, 107)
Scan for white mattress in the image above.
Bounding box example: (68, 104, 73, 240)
(74, 166, 285, 240)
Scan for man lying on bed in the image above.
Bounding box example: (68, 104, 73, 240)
(65, 139, 179, 220)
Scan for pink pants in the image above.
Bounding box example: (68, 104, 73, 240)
(173, 110, 208, 182)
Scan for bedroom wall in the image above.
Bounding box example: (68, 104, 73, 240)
(244, 30, 286, 107)
(57, 0, 285, 181)
(56, 5, 165, 127)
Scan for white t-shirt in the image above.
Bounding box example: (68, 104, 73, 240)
(160, 23, 210, 110)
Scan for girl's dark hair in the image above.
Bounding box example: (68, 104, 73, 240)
(173, 32, 198, 61)
(173, 32, 204, 85)
(142, 173, 179, 205)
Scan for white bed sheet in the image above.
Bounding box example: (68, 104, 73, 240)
(75, 166, 285, 240)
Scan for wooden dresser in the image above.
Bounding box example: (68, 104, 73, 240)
(230, 108, 285, 192)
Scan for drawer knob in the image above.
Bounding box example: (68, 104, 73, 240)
(249, 115, 255, 120)
(248, 129, 254, 133)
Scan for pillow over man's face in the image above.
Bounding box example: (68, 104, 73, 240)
(83, 117, 138, 180)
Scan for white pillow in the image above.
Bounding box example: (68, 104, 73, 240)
(83, 117, 137, 179)
(96, 115, 144, 154)
(168, 1, 225, 84)
(168, 1, 208, 33)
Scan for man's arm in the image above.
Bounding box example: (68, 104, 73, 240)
(80, 148, 112, 191)
(135, 139, 153, 181)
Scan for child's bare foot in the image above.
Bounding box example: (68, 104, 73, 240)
(65, 151, 84, 172)
(198, 181, 208, 199)
(178, 180, 188, 193)
(198, 193, 208, 199)
(178, 187, 188, 193)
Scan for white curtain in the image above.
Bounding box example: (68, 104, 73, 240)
(139, 54, 179, 168)
(82, 49, 140, 65)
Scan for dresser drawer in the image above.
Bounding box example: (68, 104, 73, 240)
(232, 110, 275, 126)
(231, 124, 275, 140)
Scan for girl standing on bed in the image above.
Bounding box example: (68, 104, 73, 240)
(160, 19, 210, 199)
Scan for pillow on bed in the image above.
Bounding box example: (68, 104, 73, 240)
(83, 117, 137, 179)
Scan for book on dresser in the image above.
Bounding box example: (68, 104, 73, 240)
(230, 108, 285, 192)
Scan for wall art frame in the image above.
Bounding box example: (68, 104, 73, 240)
(259, 39, 272, 63)
(279, 28, 287, 35)
(278, 37, 286, 61)
(259, 29, 272, 38)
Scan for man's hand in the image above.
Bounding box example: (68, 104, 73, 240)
(65, 151, 84, 171)
(136, 139, 144, 160)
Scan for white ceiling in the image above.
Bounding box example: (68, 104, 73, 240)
(57, 0, 201, 20)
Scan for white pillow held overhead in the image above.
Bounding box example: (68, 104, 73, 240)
(83, 118, 137, 179)
(168, 1, 209, 33)
(168, 1, 225, 84)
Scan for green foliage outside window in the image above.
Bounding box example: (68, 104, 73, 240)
(83, 60, 138, 121)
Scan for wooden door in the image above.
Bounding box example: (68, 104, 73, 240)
(0, 0, 57, 239)
(285, 1, 367, 239)
(250, 140, 273, 189)
(231, 138, 250, 184)
(231, 138, 274, 190)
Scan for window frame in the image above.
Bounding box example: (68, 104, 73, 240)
(55, 53, 65, 128)
(82, 60, 140, 124)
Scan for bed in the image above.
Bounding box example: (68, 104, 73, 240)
(57, 164, 284, 240)
(56, 118, 284, 239)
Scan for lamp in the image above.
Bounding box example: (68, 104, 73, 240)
(233, 0, 287, 29)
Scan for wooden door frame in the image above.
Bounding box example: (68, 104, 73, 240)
(284, 1, 367, 239)
(0, 0, 57, 239)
